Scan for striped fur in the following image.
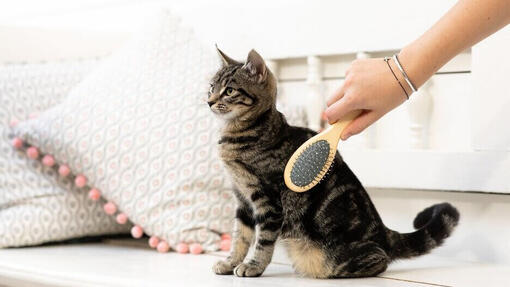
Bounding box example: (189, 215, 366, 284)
(209, 48, 460, 278)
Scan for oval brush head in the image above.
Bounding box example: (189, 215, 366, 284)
(284, 110, 361, 192)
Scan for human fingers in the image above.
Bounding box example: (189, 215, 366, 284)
(324, 92, 359, 124)
(326, 83, 346, 107)
(340, 110, 380, 140)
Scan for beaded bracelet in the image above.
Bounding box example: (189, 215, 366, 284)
(383, 57, 409, 100)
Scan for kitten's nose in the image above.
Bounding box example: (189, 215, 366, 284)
(207, 101, 215, 107)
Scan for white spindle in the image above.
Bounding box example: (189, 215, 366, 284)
(407, 80, 433, 149)
(306, 55, 324, 131)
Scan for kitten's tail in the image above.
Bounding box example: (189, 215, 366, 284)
(387, 202, 460, 260)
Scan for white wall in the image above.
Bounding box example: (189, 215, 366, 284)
(0, 0, 458, 57)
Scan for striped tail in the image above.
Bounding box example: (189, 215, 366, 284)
(388, 202, 460, 259)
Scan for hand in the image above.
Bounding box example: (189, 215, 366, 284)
(325, 58, 408, 140)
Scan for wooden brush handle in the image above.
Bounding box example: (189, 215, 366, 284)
(324, 110, 362, 144)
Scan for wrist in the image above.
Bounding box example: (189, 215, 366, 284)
(397, 43, 435, 89)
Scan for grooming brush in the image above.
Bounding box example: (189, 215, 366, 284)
(284, 110, 361, 192)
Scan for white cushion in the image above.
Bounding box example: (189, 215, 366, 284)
(13, 10, 235, 251)
(0, 60, 130, 248)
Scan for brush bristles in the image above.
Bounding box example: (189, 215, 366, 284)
(289, 140, 335, 189)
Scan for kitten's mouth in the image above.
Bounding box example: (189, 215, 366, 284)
(211, 103, 231, 115)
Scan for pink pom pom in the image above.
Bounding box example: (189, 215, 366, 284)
(220, 233, 232, 241)
(11, 137, 23, 149)
(148, 236, 160, 248)
(103, 202, 117, 215)
(176, 242, 189, 254)
(131, 225, 143, 238)
(42, 155, 55, 167)
(58, 165, 71, 177)
(116, 213, 128, 224)
(26, 147, 39, 159)
(88, 188, 101, 201)
(220, 239, 231, 251)
(189, 243, 203, 255)
(157, 241, 170, 253)
(74, 174, 87, 188)
(9, 119, 19, 127)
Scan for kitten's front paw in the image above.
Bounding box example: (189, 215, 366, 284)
(234, 262, 264, 277)
(212, 260, 234, 275)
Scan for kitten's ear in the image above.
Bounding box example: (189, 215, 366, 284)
(216, 45, 239, 66)
(243, 49, 267, 83)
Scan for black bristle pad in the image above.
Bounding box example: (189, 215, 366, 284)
(290, 140, 330, 187)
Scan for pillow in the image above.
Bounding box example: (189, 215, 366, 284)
(0, 60, 130, 248)
(13, 10, 236, 252)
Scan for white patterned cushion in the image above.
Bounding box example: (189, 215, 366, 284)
(0, 60, 130, 248)
(13, 10, 236, 251)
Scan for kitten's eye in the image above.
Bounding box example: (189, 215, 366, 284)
(226, 87, 235, 96)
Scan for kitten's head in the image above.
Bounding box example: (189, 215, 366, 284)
(208, 47, 277, 122)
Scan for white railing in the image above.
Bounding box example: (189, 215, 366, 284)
(271, 49, 510, 193)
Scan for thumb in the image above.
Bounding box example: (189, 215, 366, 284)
(341, 111, 379, 140)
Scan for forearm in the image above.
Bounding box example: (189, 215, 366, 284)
(399, 0, 510, 88)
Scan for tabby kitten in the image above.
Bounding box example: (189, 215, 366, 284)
(208, 48, 459, 278)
